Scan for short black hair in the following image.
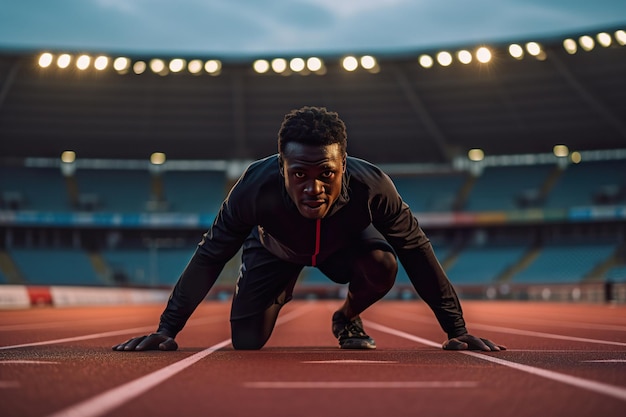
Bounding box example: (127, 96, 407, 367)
(278, 106, 347, 155)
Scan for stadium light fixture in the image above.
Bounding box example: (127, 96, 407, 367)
(596, 32, 612, 47)
(525, 42, 541, 56)
(418, 54, 433, 68)
(436, 51, 452, 66)
(133, 61, 147, 74)
(468, 148, 485, 162)
(57, 53, 71, 68)
(271, 58, 287, 73)
(169, 58, 186, 73)
(475, 47, 491, 63)
(457, 50, 472, 64)
(188, 59, 203, 74)
(113, 57, 130, 73)
(76, 55, 91, 70)
(253, 59, 270, 74)
(38, 52, 53, 68)
(616, 30, 626, 46)
(570, 151, 582, 164)
(204, 60, 221, 75)
(306, 57, 323, 72)
(150, 152, 166, 165)
(553, 144, 569, 157)
(290, 57, 305, 72)
(579, 35, 595, 51)
(563, 38, 578, 54)
(150, 59, 166, 74)
(94, 56, 109, 71)
(61, 150, 76, 164)
(508, 44, 524, 59)
(360, 55, 377, 70)
(342, 56, 358, 72)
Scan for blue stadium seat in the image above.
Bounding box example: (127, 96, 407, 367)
(511, 243, 616, 283)
(392, 173, 466, 212)
(10, 248, 101, 285)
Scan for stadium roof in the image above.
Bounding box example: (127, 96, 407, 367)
(0, 25, 625, 166)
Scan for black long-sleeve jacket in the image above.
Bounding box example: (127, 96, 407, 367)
(158, 155, 468, 339)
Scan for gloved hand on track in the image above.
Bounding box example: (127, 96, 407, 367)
(112, 332, 178, 351)
(442, 334, 506, 351)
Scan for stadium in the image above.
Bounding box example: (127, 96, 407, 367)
(1, 10, 626, 417)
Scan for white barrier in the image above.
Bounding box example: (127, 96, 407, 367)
(0, 285, 171, 309)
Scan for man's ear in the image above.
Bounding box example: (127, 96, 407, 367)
(342, 154, 347, 173)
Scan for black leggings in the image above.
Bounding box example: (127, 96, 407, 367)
(230, 245, 397, 350)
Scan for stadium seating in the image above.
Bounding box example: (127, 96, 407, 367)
(510, 242, 617, 283)
(74, 169, 152, 212)
(160, 170, 226, 214)
(446, 244, 528, 284)
(465, 165, 555, 211)
(0, 167, 69, 211)
(544, 160, 626, 208)
(392, 172, 466, 212)
(101, 247, 193, 287)
(9, 248, 102, 286)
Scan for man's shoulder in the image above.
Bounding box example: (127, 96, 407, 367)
(346, 156, 386, 179)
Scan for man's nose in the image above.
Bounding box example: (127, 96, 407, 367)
(304, 179, 323, 194)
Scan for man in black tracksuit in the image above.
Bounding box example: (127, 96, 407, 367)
(113, 106, 505, 352)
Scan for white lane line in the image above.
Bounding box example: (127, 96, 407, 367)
(302, 360, 398, 364)
(469, 323, 626, 347)
(0, 316, 223, 350)
(244, 381, 478, 389)
(390, 313, 626, 347)
(0, 360, 60, 364)
(0, 326, 156, 350)
(480, 317, 626, 332)
(366, 321, 626, 402)
(42, 305, 313, 417)
(582, 360, 626, 363)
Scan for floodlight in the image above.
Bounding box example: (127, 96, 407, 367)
(57, 54, 71, 68)
(342, 56, 358, 71)
(38, 52, 53, 68)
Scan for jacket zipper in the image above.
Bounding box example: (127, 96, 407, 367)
(311, 218, 321, 266)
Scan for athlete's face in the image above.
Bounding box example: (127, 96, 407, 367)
(280, 142, 346, 219)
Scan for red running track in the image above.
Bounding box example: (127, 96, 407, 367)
(1, 300, 625, 417)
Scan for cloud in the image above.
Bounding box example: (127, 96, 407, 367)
(0, 0, 624, 55)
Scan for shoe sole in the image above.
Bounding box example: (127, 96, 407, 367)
(339, 339, 377, 349)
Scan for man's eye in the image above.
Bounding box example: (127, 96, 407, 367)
(294, 172, 305, 178)
(321, 171, 333, 178)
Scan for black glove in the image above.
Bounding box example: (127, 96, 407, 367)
(442, 334, 506, 352)
(112, 332, 178, 351)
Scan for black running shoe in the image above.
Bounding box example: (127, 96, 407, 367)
(332, 311, 376, 349)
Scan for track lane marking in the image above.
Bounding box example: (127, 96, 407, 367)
(385, 312, 626, 346)
(42, 305, 314, 417)
(365, 321, 626, 402)
(244, 381, 478, 388)
(0, 316, 223, 350)
(468, 323, 626, 347)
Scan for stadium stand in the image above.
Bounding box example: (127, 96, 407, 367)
(9, 248, 102, 286)
(510, 241, 618, 284)
(544, 160, 626, 208)
(391, 172, 467, 212)
(160, 170, 227, 214)
(0, 166, 69, 211)
(73, 169, 153, 212)
(464, 165, 556, 211)
(101, 247, 193, 287)
(446, 244, 529, 284)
